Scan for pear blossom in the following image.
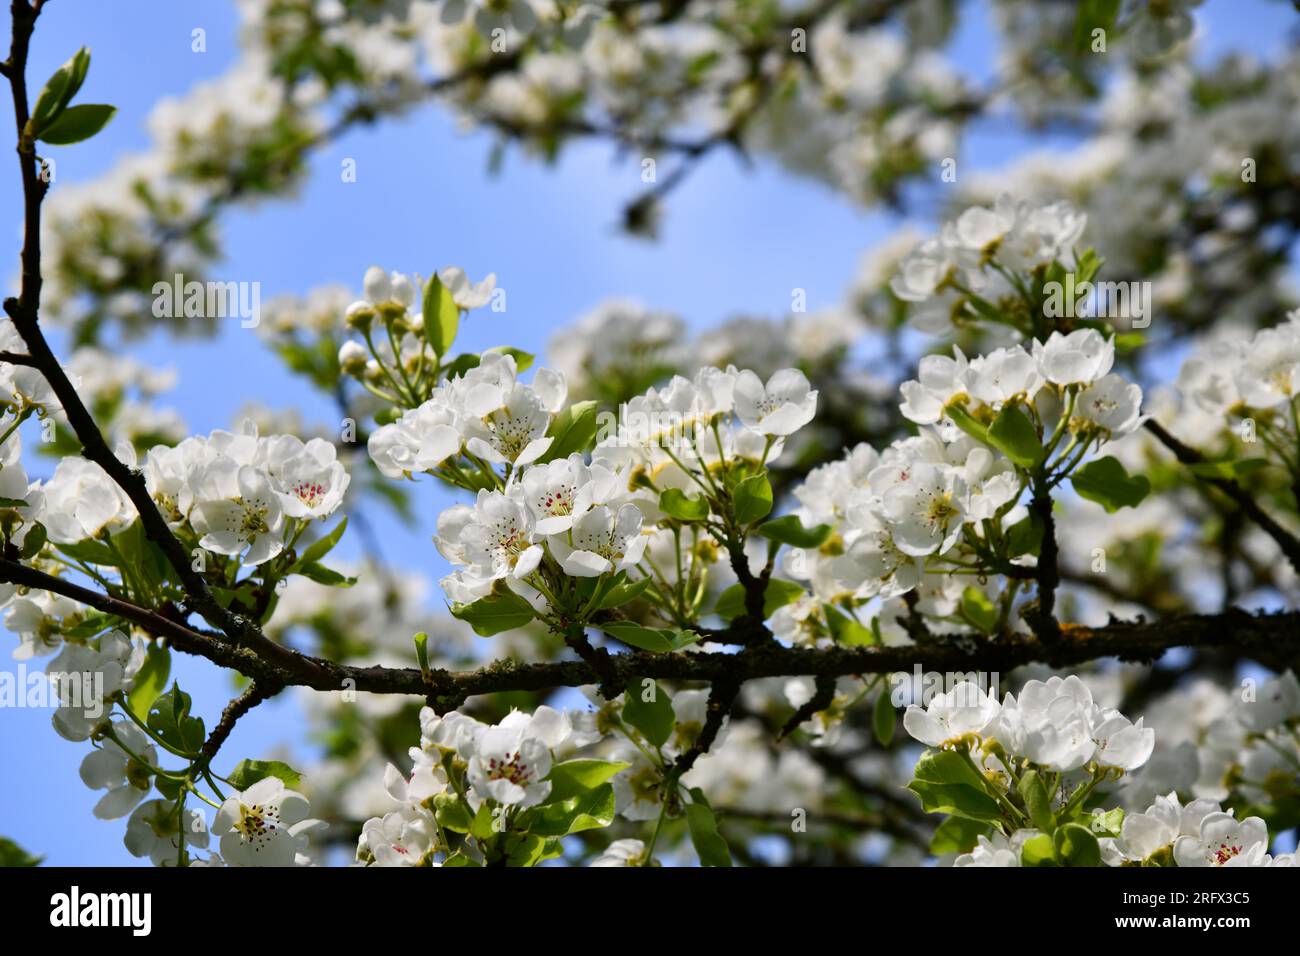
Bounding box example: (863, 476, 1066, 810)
(547, 503, 647, 577)
(80, 720, 156, 819)
(439, 265, 496, 310)
(733, 368, 818, 436)
(1173, 811, 1271, 867)
(212, 776, 322, 867)
(903, 680, 1001, 748)
(37, 457, 137, 544)
(1034, 329, 1115, 386)
(125, 799, 210, 866)
(591, 839, 649, 867)
(191, 463, 287, 566)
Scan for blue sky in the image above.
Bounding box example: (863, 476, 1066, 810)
(1, 0, 1293, 865)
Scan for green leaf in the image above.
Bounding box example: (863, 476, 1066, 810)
(20, 522, 47, 560)
(531, 783, 616, 836)
(538, 400, 599, 464)
(1018, 770, 1055, 832)
(685, 789, 732, 866)
(1088, 807, 1124, 839)
(756, 514, 832, 549)
(987, 404, 1044, 469)
(1005, 512, 1044, 557)
(596, 575, 652, 609)
(908, 751, 1002, 823)
(126, 644, 171, 722)
(146, 683, 205, 758)
(54, 538, 119, 567)
(31, 47, 90, 134)
(1021, 833, 1059, 867)
(622, 678, 674, 748)
(907, 779, 1003, 822)
(295, 516, 347, 569)
(227, 759, 302, 791)
(38, 103, 116, 145)
(824, 604, 876, 646)
(0, 836, 42, 867)
(450, 586, 536, 636)
(960, 586, 998, 635)
(422, 274, 459, 356)
(504, 833, 548, 867)
(912, 749, 990, 790)
(944, 402, 990, 444)
(1053, 822, 1101, 867)
(433, 794, 473, 834)
(929, 816, 991, 855)
(732, 474, 773, 524)
(1073, 0, 1121, 52)
(601, 621, 700, 653)
(659, 488, 710, 522)
(1071, 456, 1150, 513)
(546, 759, 631, 802)
(296, 562, 356, 587)
(441, 353, 481, 380)
(470, 802, 496, 841)
(713, 578, 805, 621)
(872, 689, 896, 747)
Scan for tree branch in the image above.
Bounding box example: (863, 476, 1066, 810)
(1145, 418, 1300, 574)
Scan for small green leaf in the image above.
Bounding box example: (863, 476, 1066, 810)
(470, 802, 496, 841)
(960, 587, 998, 635)
(31, 47, 90, 134)
(531, 784, 616, 837)
(1018, 770, 1055, 832)
(1005, 512, 1044, 557)
(422, 275, 459, 357)
(601, 621, 699, 653)
(539, 400, 599, 464)
(546, 759, 631, 802)
(0, 836, 42, 867)
(944, 402, 990, 444)
(987, 404, 1044, 469)
(20, 522, 47, 560)
(146, 683, 205, 757)
(714, 578, 804, 621)
(825, 604, 876, 646)
(127, 644, 171, 722)
(38, 103, 116, 145)
(227, 759, 302, 791)
(433, 794, 473, 834)
(913, 750, 990, 790)
(731, 473, 773, 524)
(450, 585, 537, 636)
(296, 562, 356, 587)
(907, 779, 1003, 822)
(872, 689, 896, 747)
(295, 516, 347, 569)
(596, 575, 652, 609)
(622, 678, 674, 748)
(1088, 807, 1125, 839)
(756, 514, 832, 549)
(1053, 822, 1101, 867)
(685, 790, 732, 867)
(929, 816, 991, 855)
(1021, 833, 1059, 867)
(1071, 456, 1150, 513)
(659, 488, 710, 522)
(55, 538, 119, 567)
